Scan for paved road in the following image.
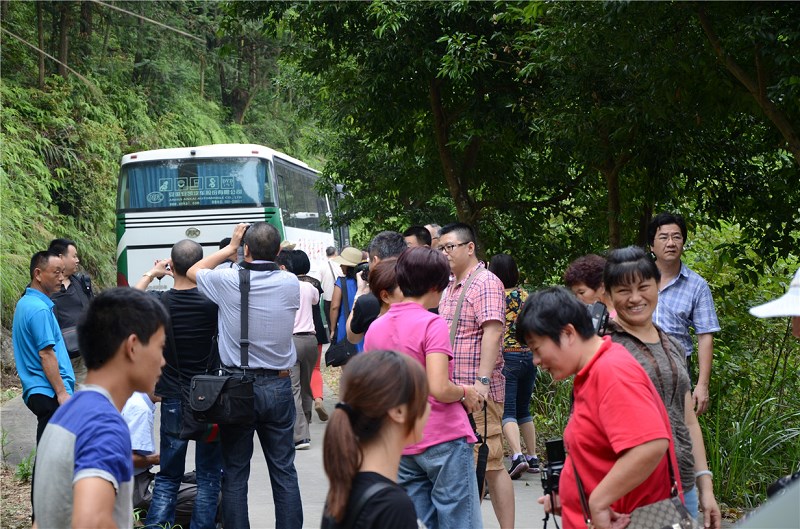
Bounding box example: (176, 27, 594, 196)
(2, 388, 546, 528)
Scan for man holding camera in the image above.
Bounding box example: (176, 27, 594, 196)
(187, 222, 302, 529)
(345, 231, 408, 343)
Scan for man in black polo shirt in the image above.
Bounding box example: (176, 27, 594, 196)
(346, 231, 408, 343)
(49, 238, 93, 385)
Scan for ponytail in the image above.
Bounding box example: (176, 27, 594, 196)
(322, 350, 429, 523)
(323, 405, 362, 523)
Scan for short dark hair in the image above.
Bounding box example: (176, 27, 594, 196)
(275, 250, 294, 273)
(291, 250, 311, 275)
(564, 254, 606, 290)
(30, 250, 61, 280)
(171, 239, 203, 277)
(647, 212, 687, 246)
(367, 231, 407, 260)
(516, 286, 595, 345)
(78, 288, 169, 370)
(402, 226, 432, 247)
(243, 222, 280, 261)
(326, 246, 337, 257)
(368, 257, 398, 303)
(396, 247, 450, 297)
(219, 237, 232, 250)
(488, 254, 519, 289)
(48, 238, 77, 256)
(438, 222, 476, 245)
(604, 246, 660, 291)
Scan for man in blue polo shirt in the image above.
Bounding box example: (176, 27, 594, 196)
(649, 212, 720, 416)
(12, 250, 75, 443)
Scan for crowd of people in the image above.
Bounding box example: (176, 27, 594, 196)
(10, 213, 799, 528)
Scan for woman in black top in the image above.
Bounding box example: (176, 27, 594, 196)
(322, 350, 430, 529)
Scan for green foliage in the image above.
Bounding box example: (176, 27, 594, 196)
(14, 451, 35, 483)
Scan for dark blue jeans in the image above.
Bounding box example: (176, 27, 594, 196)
(219, 373, 302, 529)
(145, 398, 222, 529)
(501, 351, 537, 426)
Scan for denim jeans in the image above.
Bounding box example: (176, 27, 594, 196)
(398, 437, 482, 529)
(683, 486, 699, 519)
(219, 373, 302, 529)
(501, 351, 537, 426)
(145, 398, 222, 529)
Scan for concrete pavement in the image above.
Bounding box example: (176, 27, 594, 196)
(1, 389, 546, 528)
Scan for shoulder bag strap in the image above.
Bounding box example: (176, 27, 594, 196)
(239, 268, 250, 368)
(448, 266, 487, 347)
(340, 277, 352, 316)
(340, 481, 394, 529)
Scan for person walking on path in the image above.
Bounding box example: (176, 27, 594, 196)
(137, 240, 223, 529)
(32, 288, 168, 528)
(49, 238, 94, 385)
(365, 247, 484, 529)
(437, 222, 515, 528)
(604, 246, 721, 528)
(488, 254, 540, 479)
(12, 250, 74, 443)
(321, 350, 431, 529)
(187, 222, 302, 529)
(648, 212, 720, 415)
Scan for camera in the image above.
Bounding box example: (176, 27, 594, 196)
(587, 301, 609, 335)
(541, 438, 566, 496)
(355, 261, 369, 281)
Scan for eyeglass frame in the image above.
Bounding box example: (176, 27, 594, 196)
(437, 242, 470, 254)
(654, 234, 684, 244)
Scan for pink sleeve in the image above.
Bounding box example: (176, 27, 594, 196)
(424, 316, 453, 358)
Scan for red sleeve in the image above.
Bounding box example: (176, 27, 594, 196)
(597, 371, 671, 455)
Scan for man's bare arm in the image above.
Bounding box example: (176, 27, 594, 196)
(478, 320, 503, 398)
(72, 477, 118, 529)
(186, 223, 248, 283)
(39, 346, 69, 404)
(694, 333, 714, 415)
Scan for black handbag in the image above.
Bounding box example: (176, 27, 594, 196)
(325, 277, 358, 367)
(188, 266, 268, 425)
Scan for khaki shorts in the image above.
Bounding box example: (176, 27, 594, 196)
(473, 399, 505, 471)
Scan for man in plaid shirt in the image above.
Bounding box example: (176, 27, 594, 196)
(649, 212, 720, 416)
(438, 222, 515, 528)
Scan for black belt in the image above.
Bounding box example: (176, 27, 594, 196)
(293, 331, 316, 336)
(222, 365, 291, 378)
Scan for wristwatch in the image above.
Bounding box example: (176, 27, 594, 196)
(476, 376, 490, 385)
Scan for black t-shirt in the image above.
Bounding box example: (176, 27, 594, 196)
(152, 288, 219, 399)
(51, 275, 92, 329)
(321, 472, 419, 529)
(349, 293, 381, 335)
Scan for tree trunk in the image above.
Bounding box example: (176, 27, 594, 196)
(698, 7, 800, 167)
(37, 1, 46, 89)
(1, 0, 9, 23)
(78, 0, 92, 61)
(636, 202, 654, 247)
(57, 1, 72, 78)
(598, 153, 631, 249)
(429, 79, 478, 225)
(132, 5, 145, 84)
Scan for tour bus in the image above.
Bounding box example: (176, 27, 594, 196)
(116, 143, 339, 289)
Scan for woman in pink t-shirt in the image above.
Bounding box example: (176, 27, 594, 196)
(364, 247, 485, 529)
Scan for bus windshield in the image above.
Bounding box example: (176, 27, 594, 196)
(118, 157, 274, 210)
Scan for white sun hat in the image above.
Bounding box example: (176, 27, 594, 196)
(749, 267, 800, 318)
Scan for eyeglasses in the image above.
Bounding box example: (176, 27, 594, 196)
(655, 234, 684, 244)
(437, 242, 469, 254)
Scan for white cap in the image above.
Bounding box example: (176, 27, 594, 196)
(749, 268, 800, 318)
